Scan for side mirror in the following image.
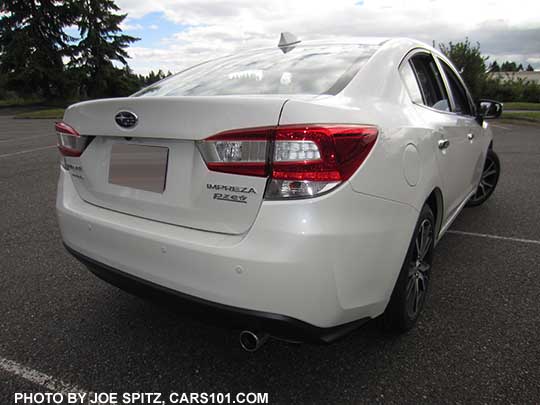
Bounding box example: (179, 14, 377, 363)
(478, 99, 503, 120)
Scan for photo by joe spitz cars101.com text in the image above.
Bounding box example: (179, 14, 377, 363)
(56, 34, 502, 351)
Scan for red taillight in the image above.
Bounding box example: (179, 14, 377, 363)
(197, 127, 272, 177)
(55, 121, 87, 157)
(197, 124, 378, 199)
(272, 125, 378, 182)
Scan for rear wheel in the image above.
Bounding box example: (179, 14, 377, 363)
(466, 149, 500, 207)
(381, 204, 435, 332)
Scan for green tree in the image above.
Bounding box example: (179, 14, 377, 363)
(97, 65, 140, 96)
(484, 76, 540, 103)
(72, 0, 139, 98)
(526, 64, 534, 72)
(488, 61, 500, 72)
(0, 71, 8, 98)
(144, 69, 168, 85)
(438, 44, 540, 103)
(0, 0, 75, 98)
(501, 61, 518, 72)
(439, 38, 488, 100)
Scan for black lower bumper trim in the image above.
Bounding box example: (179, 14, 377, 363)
(64, 243, 369, 343)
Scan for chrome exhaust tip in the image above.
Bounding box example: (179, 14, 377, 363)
(239, 330, 269, 352)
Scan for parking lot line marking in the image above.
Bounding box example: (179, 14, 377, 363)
(0, 357, 90, 395)
(0, 145, 56, 159)
(490, 124, 511, 130)
(0, 134, 54, 143)
(448, 230, 540, 246)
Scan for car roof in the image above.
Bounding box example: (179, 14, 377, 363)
(236, 37, 434, 60)
(291, 37, 391, 46)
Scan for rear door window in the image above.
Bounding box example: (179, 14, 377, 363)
(438, 59, 473, 116)
(408, 53, 450, 112)
(400, 61, 423, 104)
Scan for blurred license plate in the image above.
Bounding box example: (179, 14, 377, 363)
(108, 144, 169, 193)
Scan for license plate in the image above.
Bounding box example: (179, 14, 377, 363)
(108, 144, 169, 193)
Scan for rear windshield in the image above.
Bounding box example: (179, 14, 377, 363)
(134, 43, 380, 97)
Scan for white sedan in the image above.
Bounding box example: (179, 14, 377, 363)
(56, 37, 501, 351)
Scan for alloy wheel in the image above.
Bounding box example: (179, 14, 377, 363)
(406, 218, 433, 319)
(469, 153, 499, 204)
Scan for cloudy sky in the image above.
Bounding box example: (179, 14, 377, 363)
(114, 0, 540, 74)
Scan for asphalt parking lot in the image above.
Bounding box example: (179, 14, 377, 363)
(1, 113, 539, 404)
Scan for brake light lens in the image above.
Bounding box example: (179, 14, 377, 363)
(197, 127, 272, 177)
(55, 121, 88, 157)
(198, 124, 378, 199)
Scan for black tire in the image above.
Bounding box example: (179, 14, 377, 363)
(466, 149, 500, 207)
(380, 204, 435, 333)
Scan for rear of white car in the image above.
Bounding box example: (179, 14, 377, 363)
(57, 39, 442, 342)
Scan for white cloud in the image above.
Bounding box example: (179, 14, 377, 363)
(114, 0, 540, 74)
(120, 22, 144, 31)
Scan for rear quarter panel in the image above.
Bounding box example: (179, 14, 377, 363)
(279, 55, 443, 215)
(278, 41, 445, 313)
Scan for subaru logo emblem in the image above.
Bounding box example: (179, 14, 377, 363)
(115, 111, 138, 128)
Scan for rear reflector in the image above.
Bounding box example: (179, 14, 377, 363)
(197, 124, 378, 199)
(55, 121, 88, 157)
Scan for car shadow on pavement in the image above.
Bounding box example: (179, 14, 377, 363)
(50, 267, 413, 400)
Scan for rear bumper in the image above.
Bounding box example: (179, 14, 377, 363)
(65, 243, 368, 343)
(57, 167, 418, 333)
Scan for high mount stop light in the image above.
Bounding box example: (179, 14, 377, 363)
(198, 125, 378, 199)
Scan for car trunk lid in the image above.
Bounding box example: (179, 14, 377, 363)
(62, 96, 288, 234)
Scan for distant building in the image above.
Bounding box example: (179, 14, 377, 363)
(489, 71, 540, 83)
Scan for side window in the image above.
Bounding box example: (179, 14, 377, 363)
(400, 61, 423, 104)
(438, 59, 473, 116)
(409, 53, 450, 112)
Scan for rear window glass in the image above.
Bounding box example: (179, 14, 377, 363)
(134, 44, 380, 97)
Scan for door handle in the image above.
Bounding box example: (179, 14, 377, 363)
(467, 133, 475, 140)
(438, 139, 450, 150)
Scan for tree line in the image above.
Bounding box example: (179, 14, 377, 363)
(439, 39, 540, 103)
(0, 0, 170, 102)
(488, 61, 535, 73)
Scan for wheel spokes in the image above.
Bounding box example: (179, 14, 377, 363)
(416, 220, 432, 261)
(418, 234, 432, 261)
(406, 275, 416, 300)
(482, 177, 495, 189)
(483, 168, 497, 179)
(414, 277, 422, 313)
(406, 275, 418, 316)
(407, 218, 432, 318)
(484, 160, 495, 175)
(471, 156, 498, 202)
(417, 261, 430, 273)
